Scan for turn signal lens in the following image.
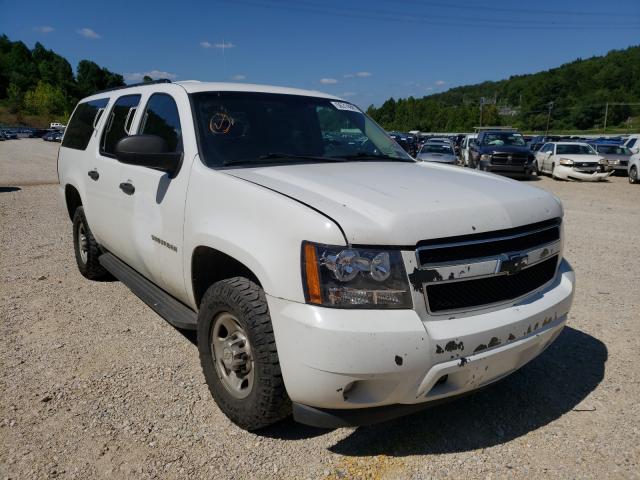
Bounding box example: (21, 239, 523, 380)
(303, 242, 322, 304)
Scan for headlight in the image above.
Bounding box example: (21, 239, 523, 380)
(302, 242, 412, 308)
(607, 159, 620, 165)
(558, 158, 574, 166)
(480, 154, 492, 162)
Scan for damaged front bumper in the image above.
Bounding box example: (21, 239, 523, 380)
(268, 259, 575, 427)
(555, 165, 614, 181)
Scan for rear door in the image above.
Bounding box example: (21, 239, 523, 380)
(115, 88, 195, 303)
(86, 94, 141, 255)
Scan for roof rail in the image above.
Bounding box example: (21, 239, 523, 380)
(94, 79, 172, 94)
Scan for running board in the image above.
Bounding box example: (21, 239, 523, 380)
(99, 252, 198, 330)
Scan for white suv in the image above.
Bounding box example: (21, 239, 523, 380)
(58, 80, 575, 430)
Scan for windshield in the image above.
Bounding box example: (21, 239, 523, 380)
(556, 144, 596, 155)
(191, 92, 413, 167)
(420, 143, 454, 154)
(596, 145, 631, 155)
(481, 132, 525, 146)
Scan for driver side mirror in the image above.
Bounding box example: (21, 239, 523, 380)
(114, 135, 182, 176)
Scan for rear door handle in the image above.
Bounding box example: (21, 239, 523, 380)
(119, 182, 135, 195)
(88, 170, 99, 181)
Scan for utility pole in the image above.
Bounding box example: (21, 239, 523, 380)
(544, 101, 554, 137)
(603, 102, 609, 134)
(479, 97, 485, 127)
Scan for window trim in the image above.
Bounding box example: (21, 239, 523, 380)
(99, 93, 142, 158)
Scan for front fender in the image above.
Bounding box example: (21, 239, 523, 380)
(183, 159, 346, 308)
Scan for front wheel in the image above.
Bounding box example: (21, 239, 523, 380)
(197, 277, 291, 430)
(72, 207, 110, 280)
(630, 165, 638, 184)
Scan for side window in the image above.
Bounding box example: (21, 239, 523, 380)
(627, 138, 637, 148)
(100, 94, 141, 156)
(139, 94, 183, 152)
(62, 98, 109, 150)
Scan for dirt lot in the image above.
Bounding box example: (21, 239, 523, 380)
(1, 139, 639, 479)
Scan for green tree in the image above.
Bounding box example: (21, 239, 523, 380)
(23, 81, 67, 116)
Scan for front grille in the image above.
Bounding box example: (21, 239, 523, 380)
(491, 152, 528, 166)
(417, 218, 561, 265)
(426, 256, 558, 313)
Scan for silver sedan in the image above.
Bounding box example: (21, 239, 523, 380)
(416, 142, 458, 164)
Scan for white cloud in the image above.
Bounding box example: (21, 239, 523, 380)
(125, 70, 177, 82)
(77, 27, 101, 39)
(320, 78, 338, 85)
(435, 80, 446, 86)
(425, 87, 434, 91)
(231, 74, 246, 81)
(34, 26, 54, 33)
(344, 71, 372, 78)
(201, 41, 235, 49)
(341, 92, 356, 98)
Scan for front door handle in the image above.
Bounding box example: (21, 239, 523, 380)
(119, 182, 135, 195)
(88, 170, 99, 181)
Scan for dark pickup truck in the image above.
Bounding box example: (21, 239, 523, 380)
(469, 130, 536, 176)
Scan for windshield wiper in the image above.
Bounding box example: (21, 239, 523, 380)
(334, 152, 415, 162)
(224, 153, 348, 166)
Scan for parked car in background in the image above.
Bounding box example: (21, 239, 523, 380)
(629, 153, 639, 184)
(43, 130, 63, 142)
(50, 122, 66, 129)
(591, 144, 632, 174)
(623, 134, 640, 154)
(2, 128, 18, 140)
(460, 134, 477, 166)
(416, 141, 458, 164)
(29, 128, 50, 138)
(469, 130, 536, 176)
(536, 142, 612, 181)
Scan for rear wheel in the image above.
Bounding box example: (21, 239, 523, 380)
(197, 277, 290, 430)
(72, 207, 110, 280)
(630, 165, 638, 184)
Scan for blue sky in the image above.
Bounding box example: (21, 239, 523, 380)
(1, 0, 639, 107)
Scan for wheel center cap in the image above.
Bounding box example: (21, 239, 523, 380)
(222, 348, 233, 368)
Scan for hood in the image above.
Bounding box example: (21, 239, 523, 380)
(225, 161, 562, 245)
(478, 145, 531, 155)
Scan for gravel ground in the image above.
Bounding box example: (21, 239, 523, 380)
(1, 139, 639, 479)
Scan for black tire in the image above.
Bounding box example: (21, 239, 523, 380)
(72, 207, 110, 280)
(197, 277, 290, 430)
(630, 166, 638, 184)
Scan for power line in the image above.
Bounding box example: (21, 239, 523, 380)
(219, 0, 640, 29)
(386, 0, 639, 18)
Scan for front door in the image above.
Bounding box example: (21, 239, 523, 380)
(116, 89, 195, 303)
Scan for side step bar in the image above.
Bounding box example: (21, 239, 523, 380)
(99, 252, 198, 330)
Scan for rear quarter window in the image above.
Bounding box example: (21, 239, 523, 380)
(62, 98, 109, 150)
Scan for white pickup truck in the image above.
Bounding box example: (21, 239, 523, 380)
(58, 80, 575, 430)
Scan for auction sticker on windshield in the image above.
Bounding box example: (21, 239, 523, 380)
(331, 101, 361, 112)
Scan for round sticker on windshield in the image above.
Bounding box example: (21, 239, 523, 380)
(209, 112, 235, 134)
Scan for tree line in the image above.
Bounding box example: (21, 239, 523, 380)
(367, 45, 640, 132)
(0, 34, 125, 122)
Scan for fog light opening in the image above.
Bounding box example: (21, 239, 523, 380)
(435, 374, 448, 386)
